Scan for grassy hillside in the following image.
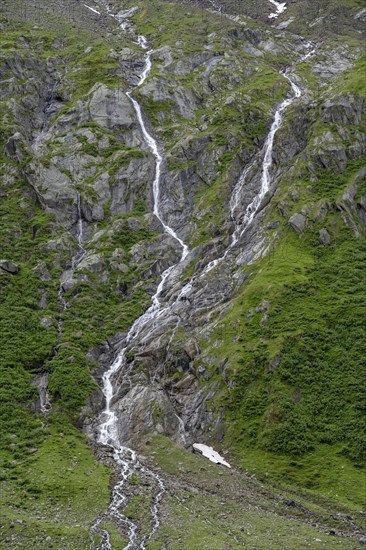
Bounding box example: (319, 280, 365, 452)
(0, 0, 365, 547)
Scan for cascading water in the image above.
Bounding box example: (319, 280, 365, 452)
(90, 24, 190, 550)
(72, 191, 87, 268)
(85, 3, 315, 545)
(58, 191, 86, 337)
(182, 70, 302, 282)
(230, 73, 301, 246)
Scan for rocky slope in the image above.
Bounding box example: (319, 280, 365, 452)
(0, 0, 365, 548)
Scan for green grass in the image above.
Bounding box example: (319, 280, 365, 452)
(200, 222, 366, 506)
(239, 444, 366, 511)
(1, 0, 365, 546)
(0, 420, 111, 549)
(144, 436, 362, 549)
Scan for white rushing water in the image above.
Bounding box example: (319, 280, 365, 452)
(89, 12, 190, 549)
(197, 71, 301, 279)
(230, 73, 301, 245)
(86, 3, 313, 545)
(83, 4, 101, 15)
(158, 67, 303, 327)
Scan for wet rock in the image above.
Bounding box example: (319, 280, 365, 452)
(115, 385, 180, 446)
(143, 213, 164, 232)
(63, 278, 79, 293)
(288, 213, 306, 234)
(81, 201, 105, 222)
(0, 260, 20, 274)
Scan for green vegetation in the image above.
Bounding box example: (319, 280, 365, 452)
(196, 166, 366, 507)
(0, 11, 156, 547)
(1, 0, 365, 546)
(142, 436, 362, 549)
(0, 421, 111, 549)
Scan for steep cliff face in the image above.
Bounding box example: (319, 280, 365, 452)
(1, 0, 365, 547)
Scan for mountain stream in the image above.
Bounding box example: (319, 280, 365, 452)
(85, 3, 314, 547)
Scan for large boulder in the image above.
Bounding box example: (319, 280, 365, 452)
(30, 164, 77, 221)
(77, 253, 106, 273)
(288, 213, 306, 234)
(0, 260, 20, 274)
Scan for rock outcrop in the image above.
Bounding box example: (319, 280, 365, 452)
(0, 260, 20, 274)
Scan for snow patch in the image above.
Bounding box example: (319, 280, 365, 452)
(193, 444, 231, 468)
(83, 4, 100, 15)
(268, 0, 287, 19)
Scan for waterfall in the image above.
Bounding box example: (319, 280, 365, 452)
(90, 21, 190, 550)
(88, 3, 314, 546)
(268, 0, 287, 19)
(230, 74, 301, 246)
(195, 72, 301, 279)
(58, 191, 86, 338)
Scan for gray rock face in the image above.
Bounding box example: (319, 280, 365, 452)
(88, 84, 136, 130)
(321, 95, 363, 125)
(319, 228, 331, 246)
(33, 262, 52, 281)
(30, 164, 77, 222)
(5, 132, 24, 161)
(138, 78, 199, 120)
(0, 260, 20, 274)
(77, 254, 106, 275)
(114, 385, 180, 446)
(288, 213, 306, 234)
(336, 166, 366, 236)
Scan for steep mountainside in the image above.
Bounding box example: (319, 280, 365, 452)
(0, 0, 365, 548)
